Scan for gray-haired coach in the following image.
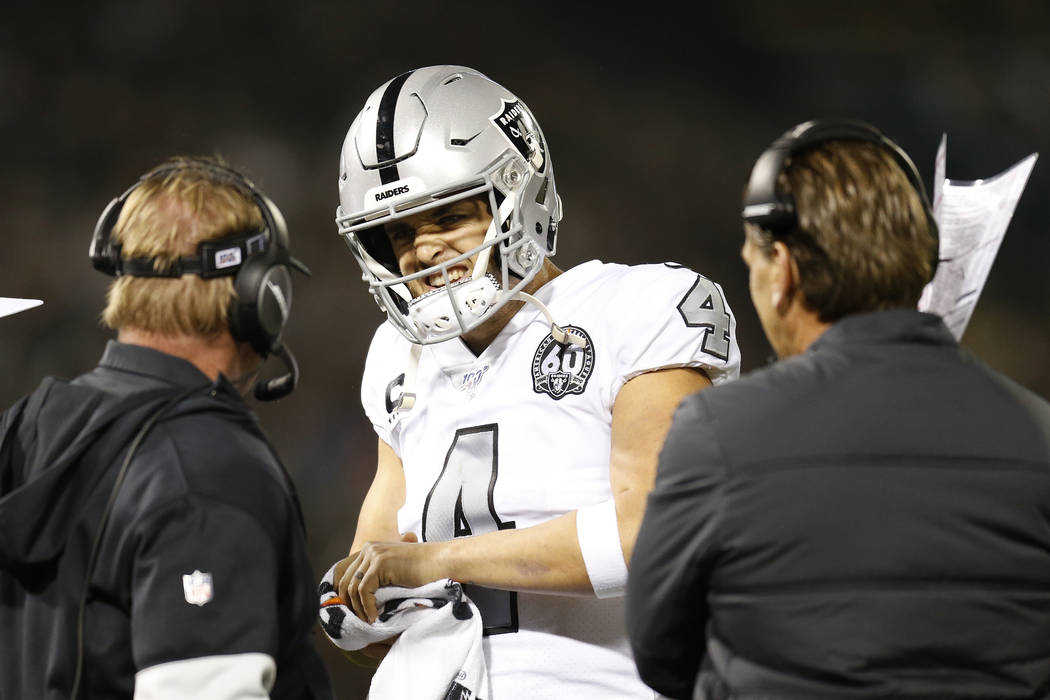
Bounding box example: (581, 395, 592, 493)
(626, 119, 1050, 700)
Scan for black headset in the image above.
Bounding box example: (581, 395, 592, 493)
(741, 118, 939, 277)
(89, 159, 309, 400)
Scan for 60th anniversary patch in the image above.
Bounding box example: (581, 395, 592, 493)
(531, 325, 594, 400)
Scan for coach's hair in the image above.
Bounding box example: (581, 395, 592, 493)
(748, 141, 937, 322)
(102, 157, 264, 335)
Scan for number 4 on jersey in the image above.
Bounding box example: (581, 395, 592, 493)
(677, 273, 732, 361)
(421, 424, 518, 635)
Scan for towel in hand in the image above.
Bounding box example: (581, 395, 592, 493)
(318, 564, 490, 700)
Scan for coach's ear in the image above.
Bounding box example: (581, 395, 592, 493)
(769, 240, 799, 313)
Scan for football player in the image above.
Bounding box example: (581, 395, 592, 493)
(332, 65, 740, 696)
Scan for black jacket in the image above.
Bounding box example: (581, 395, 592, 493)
(627, 310, 1050, 699)
(0, 341, 332, 699)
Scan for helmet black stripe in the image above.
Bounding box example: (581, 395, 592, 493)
(377, 70, 415, 185)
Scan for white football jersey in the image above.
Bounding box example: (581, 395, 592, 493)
(360, 260, 740, 698)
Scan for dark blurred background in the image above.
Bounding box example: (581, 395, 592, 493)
(2, 1, 1047, 696)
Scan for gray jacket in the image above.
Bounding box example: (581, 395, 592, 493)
(627, 310, 1050, 699)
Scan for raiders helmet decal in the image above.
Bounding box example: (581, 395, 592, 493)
(490, 99, 547, 174)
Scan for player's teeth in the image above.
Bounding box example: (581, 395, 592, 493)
(427, 268, 467, 287)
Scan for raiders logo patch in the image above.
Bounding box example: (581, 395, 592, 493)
(531, 326, 594, 400)
(490, 99, 546, 174)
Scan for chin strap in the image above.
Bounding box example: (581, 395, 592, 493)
(476, 190, 581, 347)
(471, 193, 516, 283)
(513, 291, 586, 348)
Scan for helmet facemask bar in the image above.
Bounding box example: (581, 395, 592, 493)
(337, 152, 549, 345)
(337, 178, 493, 322)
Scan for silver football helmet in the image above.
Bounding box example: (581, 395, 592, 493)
(336, 65, 562, 345)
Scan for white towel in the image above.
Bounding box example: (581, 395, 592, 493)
(318, 565, 490, 700)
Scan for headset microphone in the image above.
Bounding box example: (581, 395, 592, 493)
(253, 344, 300, 401)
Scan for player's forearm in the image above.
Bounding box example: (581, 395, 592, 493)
(339, 498, 637, 618)
(436, 511, 593, 595)
(350, 439, 407, 552)
(435, 487, 651, 596)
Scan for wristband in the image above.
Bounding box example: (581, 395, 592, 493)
(575, 499, 628, 599)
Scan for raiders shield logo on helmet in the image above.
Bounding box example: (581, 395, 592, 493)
(531, 326, 594, 400)
(490, 99, 546, 174)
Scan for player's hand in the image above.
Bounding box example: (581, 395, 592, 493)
(336, 532, 446, 623)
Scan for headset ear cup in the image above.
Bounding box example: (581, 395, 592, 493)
(89, 197, 126, 275)
(229, 258, 292, 356)
(229, 256, 267, 355)
(256, 265, 293, 349)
